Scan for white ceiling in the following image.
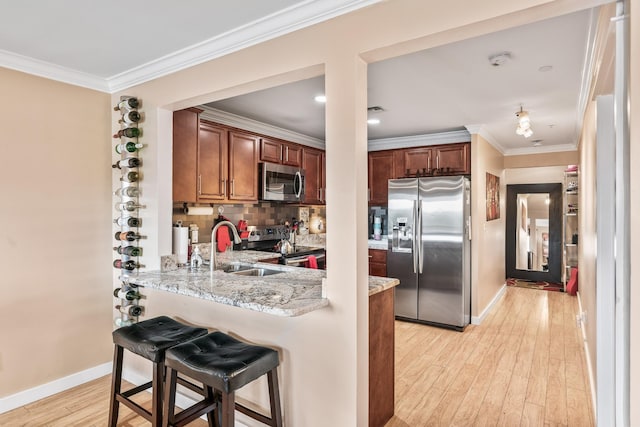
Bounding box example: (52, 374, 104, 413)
(0, 1, 598, 155)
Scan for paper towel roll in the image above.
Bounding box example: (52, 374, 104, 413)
(172, 225, 189, 264)
(184, 206, 214, 216)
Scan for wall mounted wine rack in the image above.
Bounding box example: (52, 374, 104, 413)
(113, 96, 145, 327)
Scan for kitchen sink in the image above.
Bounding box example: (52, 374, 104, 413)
(223, 263, 255, 273)
(231, 268, 283, 277)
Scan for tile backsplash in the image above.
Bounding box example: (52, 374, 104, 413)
(173, 202, 326, 243)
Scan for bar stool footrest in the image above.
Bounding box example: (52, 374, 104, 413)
(120, 381, 152, 398)
(236, 403, 274, 426)
(115, 394, 153, 422)
(173, 399, 217, 426)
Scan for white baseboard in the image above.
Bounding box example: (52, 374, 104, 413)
(471, 283, 506, 325)
(0, 362, 112, 414)
(576, 291, 597, 421)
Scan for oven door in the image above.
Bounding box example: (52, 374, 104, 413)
(284, 253, 325, 269)
(261, 162, 305, 202)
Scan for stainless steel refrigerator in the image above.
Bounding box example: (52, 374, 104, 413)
(387, 176, 471, 330)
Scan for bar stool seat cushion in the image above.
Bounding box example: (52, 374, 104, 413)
(165, 331, 279, 394)
(112, 315, 208, 363)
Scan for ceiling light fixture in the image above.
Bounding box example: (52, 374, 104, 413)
(367, 106, 384, 126)
(515, 106, 533, 138)
(314, 95, 326, 103)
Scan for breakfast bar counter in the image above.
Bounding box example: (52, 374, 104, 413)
(128, 250, 399, 317)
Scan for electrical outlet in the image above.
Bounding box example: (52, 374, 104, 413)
(581, 311, 588, 324)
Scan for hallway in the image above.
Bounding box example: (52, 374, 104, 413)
(387, 286, 593, 426)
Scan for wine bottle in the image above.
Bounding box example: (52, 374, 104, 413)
(120, 171, 139, 182)
(115, 201, 145, 212)
(115, 304, 144, 317)
(112, 158, 141, 169)
(114, 186, 140, 197)
(113, 287, 141, 300)
(119, 111, 141, 125)
(114, 318, 133, 327)
(115, 231, 146, 241)
(113, 259, 143, 271)
(113, 245, 143, 256)
(113, 128, 142, 139)
(114, 98, 139, 111)
(115, 141, 143, 153)
(113, 216, 141, 227)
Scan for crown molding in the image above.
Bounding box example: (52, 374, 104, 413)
(0, 49, 109, 92)
(199, 106, 325, 149)
(465, 124, 507, 154)
(0, 0, 381, 93)
(107, 0, 382, 93)
(368, 130, 471, 152)
(503, 143, 577, 156)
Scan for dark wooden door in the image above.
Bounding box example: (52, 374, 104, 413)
(198, 121, 228, 201)
(302, 148, 323, 204)
(434, 143, 470, 175)
(368, 151, 395, 205)
(172, 108, 200, 203)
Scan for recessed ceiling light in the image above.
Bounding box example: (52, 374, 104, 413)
(538, 65, 553, 72)
(314, 95, 326, 103)
(367, 118, 381, 125)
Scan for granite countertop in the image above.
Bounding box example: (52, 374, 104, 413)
(128, 250, 399, 317)
(368, 237, 388, 250)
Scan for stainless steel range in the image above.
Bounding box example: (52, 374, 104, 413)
(245, 226, 325, 268)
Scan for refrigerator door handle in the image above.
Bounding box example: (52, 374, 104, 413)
(418, 201, 424, 274)
(412, 200, 418, 274)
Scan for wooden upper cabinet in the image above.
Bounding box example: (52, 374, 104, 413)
(173, 108, 200, 203)
(433, 143, 470, 175)
(260, 138, 282, 163)
(368, 150, 396, 205)
(282, 142, 302, 167)
(260, 137, 302, 167)
(402, 147, 433, 177)
(228, 130, 260, 201)
(397, 142, 471, 177)
(198, 120, 228, 201)
(302, 147, 323, 204)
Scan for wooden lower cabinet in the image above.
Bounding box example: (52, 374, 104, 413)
(369, 249, 387, 277)
(369, 287, 395, 427)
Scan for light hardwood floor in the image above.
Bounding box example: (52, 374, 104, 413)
(0, 376, 210, 427)
(387, 286, 594, 427)
(0, 287, 593, 427)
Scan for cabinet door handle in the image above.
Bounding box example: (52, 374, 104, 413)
(198, 175, 202, 195)
(280, 146, 284, 162)
(222, 179, 226, 198)
(231, 179, 234, 196)
(428, 157, 431, 171)
(321, 188, 324, 202)
(436, 156, 439, 170)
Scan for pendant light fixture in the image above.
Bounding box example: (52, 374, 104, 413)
(515, 106, 533, 138)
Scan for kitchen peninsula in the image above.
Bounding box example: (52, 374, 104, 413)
(128, 249, 398, 316)
(128, 249, 399, 426)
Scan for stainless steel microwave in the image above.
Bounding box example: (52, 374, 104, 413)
(260, 162, 305, 202)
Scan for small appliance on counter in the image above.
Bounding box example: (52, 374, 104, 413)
(245, 225, 325, 269)
(172, 221, 189, 265)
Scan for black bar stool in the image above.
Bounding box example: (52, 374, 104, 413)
(163, 331, 283, 427)
(108, 316, 209, 427)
